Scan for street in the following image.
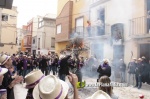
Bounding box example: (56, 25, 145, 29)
(13, 75, 150, 99)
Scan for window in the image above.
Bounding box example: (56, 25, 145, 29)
(38, 38, 40, 49)
(75, 17, 84, 35)
(76, 0, 80, 2)
(33, 38, 35, 44)
(56, 24, 61, 34)
(2, 14, 8, 21)
(51, 38, 55, 48)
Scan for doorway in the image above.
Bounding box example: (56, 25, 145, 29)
(140, 44, 150, 63)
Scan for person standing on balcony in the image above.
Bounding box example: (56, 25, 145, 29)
(95, 18, 104, 36)
(87, 20, 91, 37)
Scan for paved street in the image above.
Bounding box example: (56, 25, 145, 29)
(13, 75, 150, 99)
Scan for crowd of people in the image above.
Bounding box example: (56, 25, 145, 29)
(0, 51, 150, 99)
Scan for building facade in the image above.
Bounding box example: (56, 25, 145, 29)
(22, 20, 33, 54)
(35, 15, 56, 55)
(16, 28, 23, 52)
(56, 0, 150, 64)
(0, 6, 18, 54)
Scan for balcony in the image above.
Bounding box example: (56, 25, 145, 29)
(70, 24, 111, 39)
(90, 0, 110, 7)
(130, 16, 150, 39)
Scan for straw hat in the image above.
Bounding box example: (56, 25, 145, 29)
(0, 67, 8, 75)
(86, 90, 111, 99)
(141, 56, 146, 59)
(0, 54, 11, 65)
(138, 58, 142, 61)
(59, 54, 65, 60)
(33, 75, 69, 99)
(24, 69, 44, 89)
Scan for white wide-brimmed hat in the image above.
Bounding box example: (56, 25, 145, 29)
(33, 75, 69, 99)
(86, 90, 111, 99)
(59, 54, 65, 60)
(0, 67, 8, 75)
(0, 54, 11, 65)
(24, 69, 44, 89)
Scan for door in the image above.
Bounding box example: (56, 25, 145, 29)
(140, 44, 150, 63)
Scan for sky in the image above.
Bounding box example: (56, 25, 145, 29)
(13, 0, 58, 28)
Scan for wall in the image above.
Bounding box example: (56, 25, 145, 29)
(0, 6, 18, 54)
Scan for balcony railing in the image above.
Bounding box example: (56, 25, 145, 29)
(70, 24, 110, 39)
(130, 16, 150, 37)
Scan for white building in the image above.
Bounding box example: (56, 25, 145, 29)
(31, 14, 56, 55)
(16, 28, 23, 52)
(0, 6, 18, 54)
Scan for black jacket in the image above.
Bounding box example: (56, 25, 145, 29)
(1, 66, 15, 99)
(59, 55, 71, 75)
(97, 65, 111, 78)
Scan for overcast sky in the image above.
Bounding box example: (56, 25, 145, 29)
(13, 0, 58, 28)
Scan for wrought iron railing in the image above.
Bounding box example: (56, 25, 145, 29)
(70, 24, 110, 39)
(130, 16, 150, 36)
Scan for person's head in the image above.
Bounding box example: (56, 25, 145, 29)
(99, 76, 112, 96)
(103, 59, 109, 65)
(132, 58, 136, 62)
(0, 54, 12, 69)
(137, 58, 142, 63)
(86, 90, 111, 99)
(141, 56, 146, 61)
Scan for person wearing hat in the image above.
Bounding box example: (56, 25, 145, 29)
(0, 67, 8, 99)
(134, 58, 144, 89)
(119, 59, 126, 83)
(59, 55, 72, 81)
(97, 59, 111, 82)
(0, 54, 23, 99)
(86, 90, 111, 99)
(127, 58, 137, 85)
(24, 69, 44, 99)
(32, 73, 79, 99)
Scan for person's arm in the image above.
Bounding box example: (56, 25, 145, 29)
(68, 73, 80, 99)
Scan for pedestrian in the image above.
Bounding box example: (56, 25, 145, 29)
(135, 58, 143, 89)
(86, 90, 111, 99)
(59, 55, 71, 81)
(0, 67, 8, 99)
(24, 69, 44, 99)
(97, 59, 111, 82)
(40, 55, 48, 75)
(127, 58, 137, 85)
(98, 76, 118, 99)
(32, 73, 80, 99)
(119, 59, 126, 83)
(0, 54, 23, 99)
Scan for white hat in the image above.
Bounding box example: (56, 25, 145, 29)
(33, 75, 69, 99)
(86, 90, 111, 99)
(0, 67, 8, 75)
(59, 54, 65, 60)
(24, 69, 44, 89)
(141, 56, 146, 59)
(0, 54, 11, 65)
